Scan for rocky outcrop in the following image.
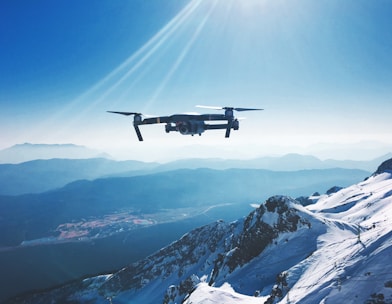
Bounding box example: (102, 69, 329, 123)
(12, 196, 314, 304)
(374, 158, 392, 175)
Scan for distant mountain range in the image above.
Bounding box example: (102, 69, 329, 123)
(1, 143, 391, 195)
(0, 143, 110, 164)
(10, 158, 392, 304)
(0, 167, 370, 246)
(0, 158, 158, 195)
(1, 142, 391, 170)
(153, 152, 392, 171)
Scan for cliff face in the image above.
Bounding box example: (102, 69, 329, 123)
(12, 195, 320, 304)
(99, 195, 316, 304)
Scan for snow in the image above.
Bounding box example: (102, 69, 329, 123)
(260, 210, 279, 226)
(185, 172, 392, 304)
(183, 282, 269, 304)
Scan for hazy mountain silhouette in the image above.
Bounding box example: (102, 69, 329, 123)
(0, 167, 369, 247)
(0, 158, 158, 195)
(0, 143, 110, 164)
(1, 152, 389, 195)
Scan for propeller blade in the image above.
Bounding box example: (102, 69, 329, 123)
(107, 111, 142, 116)
(196, 106, 263, 112)
(232, 107, 263, 112)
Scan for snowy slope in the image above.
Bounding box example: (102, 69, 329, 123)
(11, 160, 392, 304)
(184, 282, 269, 303)
(187, 171, 392, 304)
(294, 172, 392, 304)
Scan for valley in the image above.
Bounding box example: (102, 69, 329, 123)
(0, 203, 253, 302)
(17, 204, 234, 247)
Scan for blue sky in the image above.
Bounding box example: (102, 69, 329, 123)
(1, 0, 392, 161)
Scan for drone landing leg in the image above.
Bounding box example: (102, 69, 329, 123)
(225, 120, 233, 138)
(134, 124, 143, 141)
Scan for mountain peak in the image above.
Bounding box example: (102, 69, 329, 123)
(374, 157, 392, 175)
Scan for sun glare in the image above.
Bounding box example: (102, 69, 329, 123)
(236, 0, 268, 10)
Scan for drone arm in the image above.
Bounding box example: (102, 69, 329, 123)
(142, 116, 170, 125)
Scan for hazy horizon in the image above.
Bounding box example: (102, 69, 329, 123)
(1, 0, 391, 161)
(1, 140, 391, 163)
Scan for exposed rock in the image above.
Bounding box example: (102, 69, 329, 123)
(6, 196, 319, 303)
(374, 158, 392, 175)
(96, 195, 311, 303)
(326, 186, 343, 195)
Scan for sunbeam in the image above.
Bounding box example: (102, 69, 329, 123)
(31, 0, 204, 140)
(148, 0, 218, 106)
(91, 0, 204, 108)
(77, 0, 202, 105)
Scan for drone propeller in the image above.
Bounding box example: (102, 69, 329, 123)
(107, 111, 142, 116)
(228, 107, 263, 112)
(107, 111, 144, 141)
(196, 105, 264, 112)
(196, 105, 262, 138)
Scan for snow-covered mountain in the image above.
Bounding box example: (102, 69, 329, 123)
(11, 159, 392, 304)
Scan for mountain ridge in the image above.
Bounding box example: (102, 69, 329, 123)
(0, 158, 159, 195)
(0, 167, 369, 247)
(10, 159, 392, 303)
(2, 151, 391, 195)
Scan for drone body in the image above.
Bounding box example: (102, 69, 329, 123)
(108, 106, 263, 141)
